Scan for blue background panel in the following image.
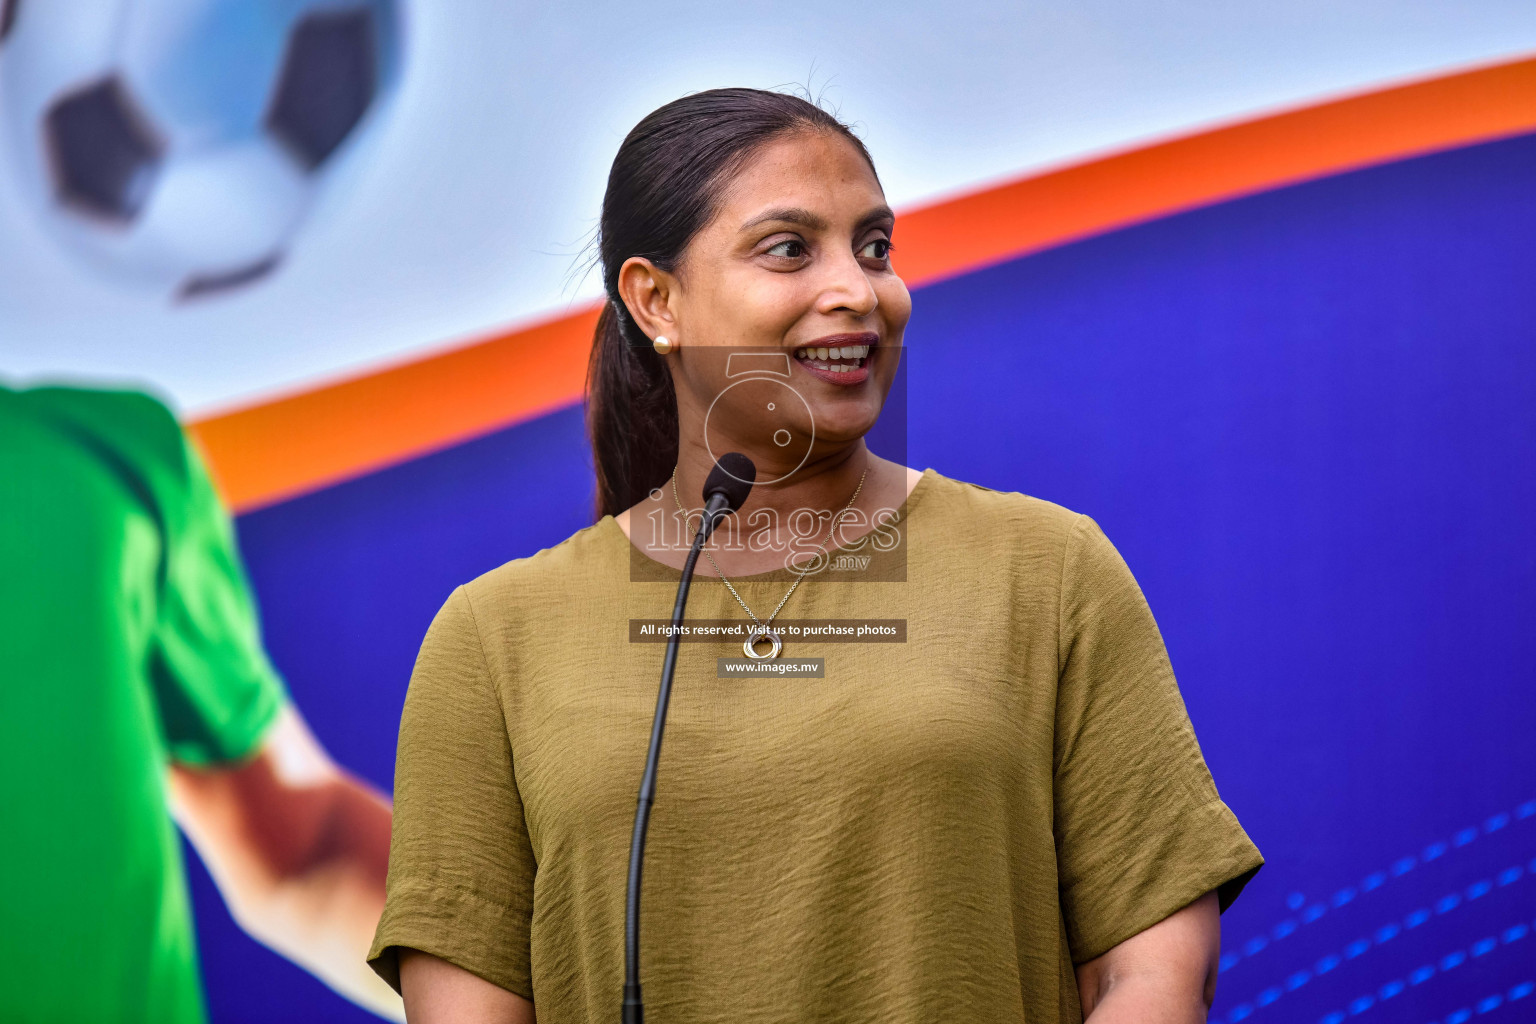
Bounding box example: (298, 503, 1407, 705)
(198, 131, 1536, 1022)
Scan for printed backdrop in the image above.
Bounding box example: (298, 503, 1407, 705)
(3, 2, 1535, 1022)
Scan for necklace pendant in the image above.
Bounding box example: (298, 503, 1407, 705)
(743, 627, 783, 660)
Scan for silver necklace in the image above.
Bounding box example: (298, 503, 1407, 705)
(671, 466, 868, 660)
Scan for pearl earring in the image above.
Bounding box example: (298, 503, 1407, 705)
(652, 335, 673, 355)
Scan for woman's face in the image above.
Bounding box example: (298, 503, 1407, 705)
(621, 129, 911, 481)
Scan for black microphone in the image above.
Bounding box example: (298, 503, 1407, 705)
(700, 452, 755, 530)
(622, 454, 756, 1023)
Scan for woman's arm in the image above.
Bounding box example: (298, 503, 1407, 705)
(399, 949, 534, 1024)
(1074, 890, 1221, 1023)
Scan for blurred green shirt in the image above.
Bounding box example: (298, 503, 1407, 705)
(0, 384, 287, 1024)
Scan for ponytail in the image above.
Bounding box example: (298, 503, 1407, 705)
(586, 300, 678, 519)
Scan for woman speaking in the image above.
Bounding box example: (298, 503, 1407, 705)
(366, 88, 1263, 1023)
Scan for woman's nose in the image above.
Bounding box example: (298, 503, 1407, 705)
(816, 250, 879, 317)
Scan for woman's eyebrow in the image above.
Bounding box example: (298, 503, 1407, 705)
(740, 207, 828, 231)
(739, 204, 897, 232)
(858, 205, 896, 229)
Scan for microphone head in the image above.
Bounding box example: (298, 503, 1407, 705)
(702, 453, 756, 514)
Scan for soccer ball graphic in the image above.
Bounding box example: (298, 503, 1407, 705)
(0, 0, 402, 299)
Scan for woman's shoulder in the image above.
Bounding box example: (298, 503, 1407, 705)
(457, 516, 627, 613)
(900, 469, 1091, 584)
(916, 467, 1085, 538)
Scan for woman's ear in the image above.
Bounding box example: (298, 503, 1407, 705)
(616, 256, 680, 344)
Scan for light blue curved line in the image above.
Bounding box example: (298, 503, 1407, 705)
(1427, 979, 1532, 1024)
(1222, 861, 1528, 1011)
(1217, 798, 1535, 972)
(1299, 917, 1531, 1024)
(1228, 914, 1529, 1024)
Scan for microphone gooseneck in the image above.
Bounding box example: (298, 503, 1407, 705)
(623, 455, 756, 1023)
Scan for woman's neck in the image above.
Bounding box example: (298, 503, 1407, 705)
(619, 439, 918, 576)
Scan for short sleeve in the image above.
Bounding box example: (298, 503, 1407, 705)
(367, 586, 536, 999)
(147, 426, 287, 765)
(1053, 513, 1263, 964)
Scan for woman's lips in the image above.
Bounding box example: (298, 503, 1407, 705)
(793, 338, 875, 386)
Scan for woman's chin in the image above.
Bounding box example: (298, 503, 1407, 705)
(804, 407, 883, 447)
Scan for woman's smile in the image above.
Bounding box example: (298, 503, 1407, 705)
(793, 331, 878, 385)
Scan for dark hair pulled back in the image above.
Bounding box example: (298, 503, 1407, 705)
(586, 87, 878, 519)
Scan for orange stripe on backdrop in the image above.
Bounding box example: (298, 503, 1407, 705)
(191, 308, 598, 510)
(193, 54, 1536, 513)
(892, 54, 1536, 285)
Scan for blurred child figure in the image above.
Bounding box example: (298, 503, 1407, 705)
(0, 382, 401, 1023)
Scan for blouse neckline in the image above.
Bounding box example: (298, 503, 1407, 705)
(600, 466, 936, 583)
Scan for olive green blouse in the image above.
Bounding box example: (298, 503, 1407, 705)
(367, 469, 1262, 1022)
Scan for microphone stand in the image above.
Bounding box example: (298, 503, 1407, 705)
(622, 491, 731, 1024)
